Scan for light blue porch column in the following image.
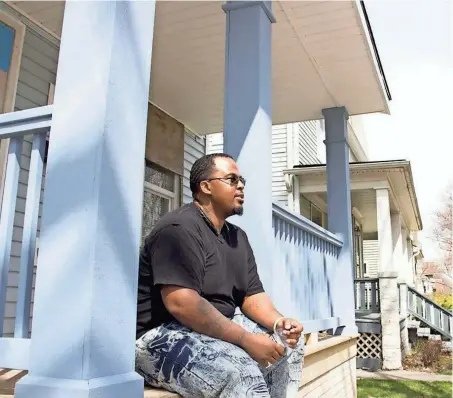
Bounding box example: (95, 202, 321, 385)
(222, 1, 275, 295)
(15, 1, 155, 397)
(323, 107, 357, 335)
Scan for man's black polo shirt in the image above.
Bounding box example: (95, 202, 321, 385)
(136, 203, 264, 339)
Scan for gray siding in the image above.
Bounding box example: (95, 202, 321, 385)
(183, 131, 205, 204)
(297, 121, 319, 165)
(3, 28, 58, 336)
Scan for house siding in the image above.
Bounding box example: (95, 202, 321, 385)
(363, 240, 379, 278)
(3, 28, 58, 336)
(297, 121, 319, 165)
(205, 122, 319, 207)
(183, 131, 205, 204)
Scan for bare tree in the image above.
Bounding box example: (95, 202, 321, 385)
(431, 182, 452, 274)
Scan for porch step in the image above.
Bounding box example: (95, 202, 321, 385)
(0, 370, 179, 398)
(417, 327, 431, 337)
(407, 320, 420, 329)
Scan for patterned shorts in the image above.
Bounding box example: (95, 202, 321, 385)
(136, 310, 304, 398)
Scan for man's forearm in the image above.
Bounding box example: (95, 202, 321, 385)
(165, 290, 249, 347)
(241, 292, 283, 331)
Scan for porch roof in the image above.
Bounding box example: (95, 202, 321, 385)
(284, 160, 423, 232)
(6, 0, 391, 134)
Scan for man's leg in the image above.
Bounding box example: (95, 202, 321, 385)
(135, 321, 269, 398)
(232, 310, 305, 398)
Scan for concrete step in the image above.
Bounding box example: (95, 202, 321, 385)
(407, 320, 420, 329)
(428, 334, 442, 341)
(417, 327, 431, 337)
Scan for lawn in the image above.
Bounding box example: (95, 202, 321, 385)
(357, 379, 452, 398)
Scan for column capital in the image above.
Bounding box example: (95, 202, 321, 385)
(322, 106, 349, 121)
(222, 1, 276, 23)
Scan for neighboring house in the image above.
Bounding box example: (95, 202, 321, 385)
(420, 261, 452, 296)
(2, 2, 431, 398)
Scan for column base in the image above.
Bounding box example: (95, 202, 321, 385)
(14, 372, 144, 398)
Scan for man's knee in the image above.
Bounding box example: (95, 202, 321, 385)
(223, 364, 269, 396)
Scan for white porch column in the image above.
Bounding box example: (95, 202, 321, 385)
(323, 106, 357, 335)
(15, 2, 155, 397)
(393, 216, 411, 356)
(222, 1, 275, 293)
(376, 188, 402, 370)
(391, 214, 405, 282)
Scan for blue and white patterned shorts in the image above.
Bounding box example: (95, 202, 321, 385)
(136, 310, 304, 397)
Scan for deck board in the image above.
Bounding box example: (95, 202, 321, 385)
(0, 369, 179, 397)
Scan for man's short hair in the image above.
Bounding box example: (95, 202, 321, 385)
(190, 153, 233, 197)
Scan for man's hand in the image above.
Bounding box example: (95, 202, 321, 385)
(241, 333, 285, 367)
(275, 318, 304, 349)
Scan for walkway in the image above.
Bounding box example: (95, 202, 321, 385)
(357, 369, 452, 382)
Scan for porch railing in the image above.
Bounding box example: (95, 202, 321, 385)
(408, 286, 452, 339)
(0, 105, 52, 370)
(0, 108, 347, 371)
(272, 203, 344, 333)
(354, 278, 380, 313)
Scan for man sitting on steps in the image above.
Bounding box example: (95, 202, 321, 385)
(136, 153, 305, 397)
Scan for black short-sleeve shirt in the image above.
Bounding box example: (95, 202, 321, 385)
(136, 203, 264, 339)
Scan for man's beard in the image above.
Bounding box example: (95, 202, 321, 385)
(231, 205, 244, 216)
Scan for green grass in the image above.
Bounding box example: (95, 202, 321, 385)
(357, 379, 452, 398)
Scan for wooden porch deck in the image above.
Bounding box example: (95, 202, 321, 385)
(0, 369, 179, 398)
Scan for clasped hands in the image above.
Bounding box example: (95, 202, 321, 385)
(240, 317, 303, 368)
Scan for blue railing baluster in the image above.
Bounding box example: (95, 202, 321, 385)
(0, 137, 23, 336)
(15, 132, 46, 338)
(271, 203, 343, 333)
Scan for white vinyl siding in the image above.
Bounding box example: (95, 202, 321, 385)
(363, 240, 379, 278)
(205, 132, 223, 155)
(183, 131, 205, 204)
(271, 124, 289, 206)
(3, 27, 58, 337)
(297, 121, 319, 165)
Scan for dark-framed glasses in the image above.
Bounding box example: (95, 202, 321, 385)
(205, 175, 246, 187)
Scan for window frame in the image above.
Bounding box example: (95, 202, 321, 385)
(143, 175, 180, 212)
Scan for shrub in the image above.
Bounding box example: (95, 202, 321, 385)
(418, 340, 443, 367)
(431, 292, 453, 310)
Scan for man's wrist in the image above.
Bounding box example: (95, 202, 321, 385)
(237, 330, 252, 349)
(272, 316, 285, 333)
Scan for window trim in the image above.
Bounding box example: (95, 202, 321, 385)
(143, 167, 181, 212)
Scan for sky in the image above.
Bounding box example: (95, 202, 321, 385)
(361, 0, 453, 261)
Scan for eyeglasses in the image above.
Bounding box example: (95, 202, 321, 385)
(205, 175, 246, 187)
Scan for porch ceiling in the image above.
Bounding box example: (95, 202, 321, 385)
(286, 160, 423, 232)
(7, 0, 390, 134)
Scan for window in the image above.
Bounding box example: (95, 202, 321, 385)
(300, 195, 327, 229)
(142, 161, 180, 241)
(311, 205, 323, 228)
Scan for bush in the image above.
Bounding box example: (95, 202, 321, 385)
(431, 292, 453, 310)
(418, 340, 443, 367)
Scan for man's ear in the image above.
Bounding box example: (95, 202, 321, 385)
(199, 181, 211, 195)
